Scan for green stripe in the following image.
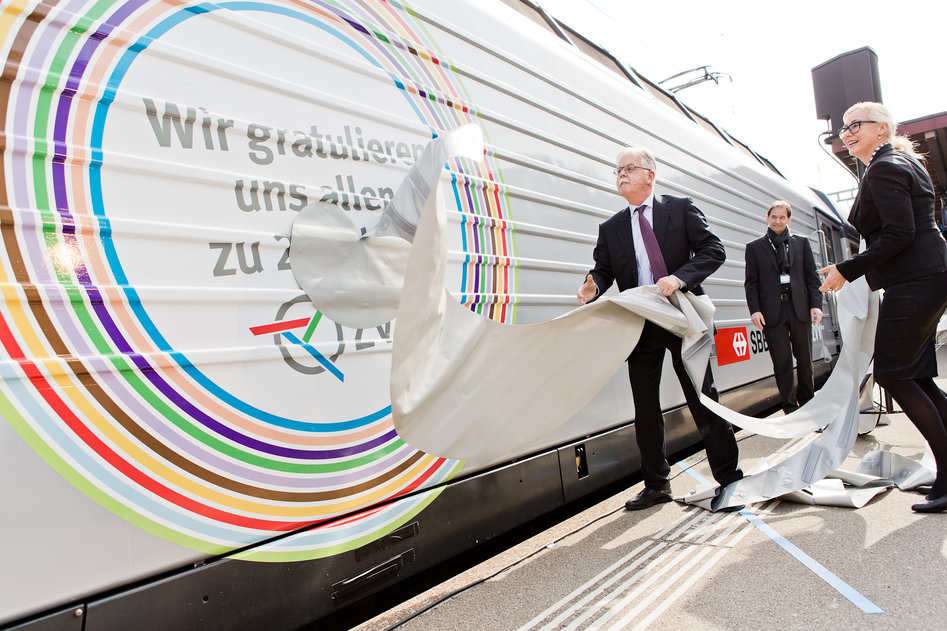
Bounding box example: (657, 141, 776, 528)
(0, 392, 229, 553)
(236, 462, 463, 562)
(9, 0, 464, 556)
(23, 3, 399, 474)
(302, 311, 322, 343)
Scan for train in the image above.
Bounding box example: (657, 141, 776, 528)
(0, 0, 850, 629)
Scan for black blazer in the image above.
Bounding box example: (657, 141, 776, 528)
(588, 195, 725, 299)
(744, 233, 821, 324)
(836, 144, 947, 290)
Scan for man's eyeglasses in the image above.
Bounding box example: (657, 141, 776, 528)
(837, 120, 877, 137)
(613, 163, 653, 176)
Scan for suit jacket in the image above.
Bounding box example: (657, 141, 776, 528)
(744, 232, 821, 324)
(836, 144, 947, 290)
(588, 195, 725, 299)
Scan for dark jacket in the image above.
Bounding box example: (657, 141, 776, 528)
(744, 232, 822, 324)
(837, 144, 947, 290)
(588, 194, 725, 298)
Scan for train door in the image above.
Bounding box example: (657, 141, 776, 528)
(814, 210, 844, 360)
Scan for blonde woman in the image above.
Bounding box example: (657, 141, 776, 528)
(820, 102, 947, 512)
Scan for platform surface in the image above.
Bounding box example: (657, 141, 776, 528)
(348, 385, 947, 631)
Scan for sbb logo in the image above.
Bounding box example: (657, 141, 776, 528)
(715, 327, 751, 366)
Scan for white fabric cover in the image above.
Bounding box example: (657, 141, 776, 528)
(292, 126, 889, 510)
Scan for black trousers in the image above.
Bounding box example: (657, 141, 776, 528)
(763, 301, 814, 412)
(628, 320, 743, 490)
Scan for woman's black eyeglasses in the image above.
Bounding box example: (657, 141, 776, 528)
(837, 120, 877, 136)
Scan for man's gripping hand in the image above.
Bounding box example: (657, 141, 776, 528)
(656, 275, 681, 297)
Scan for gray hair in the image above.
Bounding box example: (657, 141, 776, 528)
(844, 101, 922, 161)
(617, 146, 657, 172)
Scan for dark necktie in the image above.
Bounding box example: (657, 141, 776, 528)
(635, 205, 668, 281)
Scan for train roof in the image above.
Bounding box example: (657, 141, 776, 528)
(503, 0, 787, 179)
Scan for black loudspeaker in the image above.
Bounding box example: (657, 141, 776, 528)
(812, 47, 883, 136)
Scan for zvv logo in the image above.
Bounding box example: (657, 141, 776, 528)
(249, 294, 391, 380)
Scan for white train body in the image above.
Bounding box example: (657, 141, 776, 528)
(0, 0, 843, 627)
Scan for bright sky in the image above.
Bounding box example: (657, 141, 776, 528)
(538, 0, 947, 200)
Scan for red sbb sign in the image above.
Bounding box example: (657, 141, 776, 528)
(715, 326, 750, 366)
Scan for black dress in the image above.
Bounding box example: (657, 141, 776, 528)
(836, 144, 947, 380)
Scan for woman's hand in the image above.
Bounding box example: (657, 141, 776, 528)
(819, 264, 846, 292)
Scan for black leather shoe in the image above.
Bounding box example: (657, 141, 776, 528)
(625, 487, 672, 511)
(912, 494, 947, 513)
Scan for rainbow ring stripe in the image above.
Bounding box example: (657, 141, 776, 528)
(0, 0, 515, 561)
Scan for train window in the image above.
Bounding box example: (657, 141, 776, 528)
(816, 212, 842, 264)
(823, 230, 837, 263)
(499, 0, 556, 33)
(559, 23, 628, 79)
(503, 1, 645, 91)
(725, 132, 783, 176)
(685, 107, 734, 145)
(630, 72, 697, 119)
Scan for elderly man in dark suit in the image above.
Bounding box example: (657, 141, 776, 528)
(577, 146, 743, 511)
(744, 201, 823, 413)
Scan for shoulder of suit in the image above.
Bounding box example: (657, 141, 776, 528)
(656, 195, 697, 217)
(864, 153, 913, 182)
(873, 151, 902, 166)
(657, 194, 692, 208)
(601, 205, 630, 228)
(870, 146, 914, 170)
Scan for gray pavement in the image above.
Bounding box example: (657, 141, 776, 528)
(351, 387, 947, 631)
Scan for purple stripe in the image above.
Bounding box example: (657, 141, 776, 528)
(462, 180, 481, 295)
(41, 1, 414, 442)
(35, 1, 414, 458)
(52, 1, 145, 216)
(42, 279, 405, 474)
(325, 1, 442, 138)
(9, 0, 93, 281)
(41, 279, 405, 483)
(82, 353, 406, 486)
(37, 1, 331, 454)
(341, 16, 369, 35)
(120, 346, 397, 459)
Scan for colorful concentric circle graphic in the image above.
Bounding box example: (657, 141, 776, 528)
(0, 0, 515, 561)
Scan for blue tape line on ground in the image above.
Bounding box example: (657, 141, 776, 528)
(674, 461, 884, 615)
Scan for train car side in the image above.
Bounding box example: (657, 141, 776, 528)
(0, 1, 842, 628)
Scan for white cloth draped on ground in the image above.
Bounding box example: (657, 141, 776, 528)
(854, 447, 936, 491)
(777, 446, 935, 509)
(290, 125, 899, 510)
(682, 278, 878, 510)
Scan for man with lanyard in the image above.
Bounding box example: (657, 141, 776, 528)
(744, 200, 823, 413)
